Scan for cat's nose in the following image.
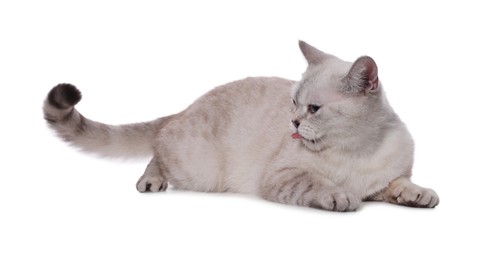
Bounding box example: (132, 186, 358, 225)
(292, 120, 300, 128)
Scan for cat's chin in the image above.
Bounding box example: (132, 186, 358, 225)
(301, 136, 328, 152)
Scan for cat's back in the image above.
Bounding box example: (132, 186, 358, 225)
(189, 76, 295, 111)
(182, 76, 296, 139)
(165, 76, 295, 141)
(183, 76, 295, 135)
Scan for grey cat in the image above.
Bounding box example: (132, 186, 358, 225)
(43, 41, 439, 211)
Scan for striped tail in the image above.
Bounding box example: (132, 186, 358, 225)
(43, 83, 168, 158)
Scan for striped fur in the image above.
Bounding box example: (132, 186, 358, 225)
(43, 41, 439, 211)
(44, 83, 168, 158)
(260, 168, 360, 211)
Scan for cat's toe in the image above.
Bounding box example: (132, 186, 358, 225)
(395, 185, 439, 208)
(418, 188, 439, 208)
(427, 189, 440, 208)
(319, 191, 360, 212)
(136, 175, 168, 192)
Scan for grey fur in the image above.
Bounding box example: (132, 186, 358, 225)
(43, 41, 439, 211)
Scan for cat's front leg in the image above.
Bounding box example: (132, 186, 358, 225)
(370, 176, 439, 208)
(136, 157, 168, 192)
(260, 168, 360, 212)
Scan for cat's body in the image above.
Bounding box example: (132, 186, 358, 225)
(43, 41, 439, 211)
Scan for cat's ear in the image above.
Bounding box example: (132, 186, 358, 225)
(343, 56, 379, 94)
(299, 40, 331, 65)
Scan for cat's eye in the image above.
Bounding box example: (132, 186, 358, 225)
(308, 104, 321, 114)
(292, 99, 297, 106)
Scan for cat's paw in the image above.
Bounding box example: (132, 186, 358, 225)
(312, 191, 361, 212)
(392, 183, 439, 208)
(136, 175, 168, 192)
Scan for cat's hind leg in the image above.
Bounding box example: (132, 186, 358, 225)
(369, 176, 439, 208)
(136, 157, 168, 192)
(260, 168, 361, 212)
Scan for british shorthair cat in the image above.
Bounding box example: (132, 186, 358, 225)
(43, 41, 439, 211)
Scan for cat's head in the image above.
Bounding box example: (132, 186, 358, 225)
(292, 41, 393, 152)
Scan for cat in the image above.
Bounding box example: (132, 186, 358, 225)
(43, 41, 439, 211)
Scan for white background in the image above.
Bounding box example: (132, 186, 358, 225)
(1, 0, 486, 259)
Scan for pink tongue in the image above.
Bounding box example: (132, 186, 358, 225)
(291, 132, 302, 139)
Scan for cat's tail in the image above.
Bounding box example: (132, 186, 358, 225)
(43, 83, 169, 159)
